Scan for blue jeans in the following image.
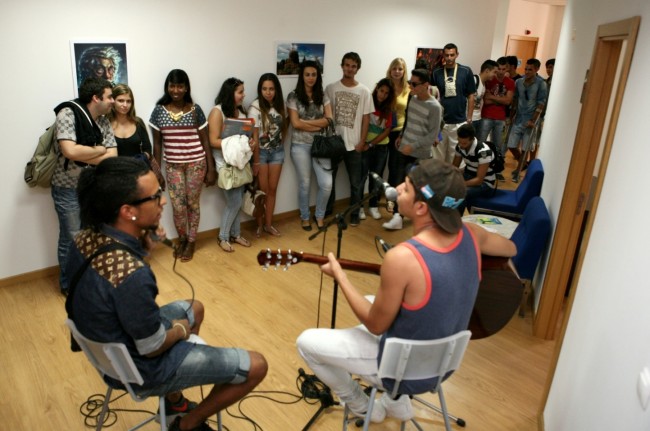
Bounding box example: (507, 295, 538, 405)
(290, 143, 332, 220)
(259, 146, 285, 165)
(479, 119, 506, 156)
(461, 170, 495, 213)
(327, 150, 363, 220)
(51, 185, 81, 292)
(136, 301, 250, 397)
(219, 186, 244, 241)
(361, 145, 389, 207)
(507, 121, 535, 151)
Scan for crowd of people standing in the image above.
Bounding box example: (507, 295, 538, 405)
(50, 43, 553, 288)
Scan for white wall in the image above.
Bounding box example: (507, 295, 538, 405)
(542, 0, 650, 429)
(505, 0, 564, 67)
(0, 0, 500, 280)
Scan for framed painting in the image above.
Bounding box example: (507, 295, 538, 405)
(276, 42, 325, 76)
(70, 40, 128, 94)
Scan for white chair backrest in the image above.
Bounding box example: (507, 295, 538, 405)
(66, 319, 144, 400)
(378, 330, 472, 397)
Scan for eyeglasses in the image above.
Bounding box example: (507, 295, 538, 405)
(128, 187, 163, 206)
(408, 80, 424, 87)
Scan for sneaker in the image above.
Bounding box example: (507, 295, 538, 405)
(382, 213, 403, 230)
(380, 393, 414, 421)
(168, 416, 215, 431)
(386, 201, 395, 214)
(350, 216, 360, 227)
(496, 173, 505, 181)
(369, 207, 382, 220)
(165, 395, 198, 416)
(345, 398, 386, 424)
(158, 395, 198, 423)
(358, 208, 367, 220)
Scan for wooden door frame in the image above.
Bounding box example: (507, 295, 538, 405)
(535, 15, 640, 427)
(505, 35, 539, 74)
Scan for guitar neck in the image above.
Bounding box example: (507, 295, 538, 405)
(300, 253, 381, 275)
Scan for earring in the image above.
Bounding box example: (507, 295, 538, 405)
(131, 216, 137, 221)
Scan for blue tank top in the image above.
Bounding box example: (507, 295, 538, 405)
(379, 224, 481, 393)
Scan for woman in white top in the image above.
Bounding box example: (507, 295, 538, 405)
(208, 78, 256, 253)
(248, 73, 288, 237)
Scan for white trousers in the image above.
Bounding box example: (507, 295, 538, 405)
(437, 122, 466, 163)
(296, 325, 382, 411)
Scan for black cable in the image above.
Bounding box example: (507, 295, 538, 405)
(315, 228, 328, 328)
(169, 251, 195, 315)
(79, 391, 157, 429)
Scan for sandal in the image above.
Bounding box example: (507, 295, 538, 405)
(301, 219, 312, 231)
(263, 225, 281, 237)
(174, 237, 187, 258)
(181, 241, 195, 262)
(219, 239, 234, 253)
(312, 216, 324, 229)
(256, 226, 263, 238)
(230, 236, 251, 247)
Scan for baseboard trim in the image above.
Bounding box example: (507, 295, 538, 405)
(0, 202, 353, 287)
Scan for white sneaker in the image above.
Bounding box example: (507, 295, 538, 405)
(358, 208, 367, 220)
(380, 393, 414, 421)
(382, 213, 403, 230)
(345, 398, 386, 424)
(369, 207, 382, 220)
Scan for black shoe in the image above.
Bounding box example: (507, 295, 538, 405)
(522, 161, 529, 171)
(349, 216, 360, 227)
(168, 416, 215, 431)
(496, 173, 505, 181)
(301, 220, 312, 231)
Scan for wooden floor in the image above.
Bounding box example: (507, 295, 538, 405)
(0, 156, 554, 431)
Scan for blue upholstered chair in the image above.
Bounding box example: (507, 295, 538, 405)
(510, 197, 552, 316)
(469, 159, 544, 220)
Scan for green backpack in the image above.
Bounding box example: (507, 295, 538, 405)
(24, 121, 58, 188)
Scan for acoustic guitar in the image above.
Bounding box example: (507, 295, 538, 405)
(256, 249, 522, 340)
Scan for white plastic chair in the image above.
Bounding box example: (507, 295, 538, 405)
(66, 319, 222, 431)
(343, 330, 472, 431)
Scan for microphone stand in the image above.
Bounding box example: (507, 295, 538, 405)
(301, 190, 382, 431)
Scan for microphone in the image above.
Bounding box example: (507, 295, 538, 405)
(370, 172, 398, 201)
(376, 236, 393, 252)
(149, 229, 174, 249)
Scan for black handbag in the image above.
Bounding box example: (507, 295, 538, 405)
(311, 118, 347, 159)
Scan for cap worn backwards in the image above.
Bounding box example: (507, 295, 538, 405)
(408, 158, 466, 234)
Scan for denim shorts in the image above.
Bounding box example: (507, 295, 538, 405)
(259, 146, 285, 165)
(136, 301, 251, 397)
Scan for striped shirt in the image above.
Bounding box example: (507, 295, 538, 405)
(149, 104, 207, 164)
(455, 139, 496, 188)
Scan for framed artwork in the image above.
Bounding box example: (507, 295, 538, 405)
(70, 40, 128, 94)
(415, 47, 444, 76)
(275, 42, 325, 76)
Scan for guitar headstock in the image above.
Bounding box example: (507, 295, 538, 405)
(257, 249, 304, 271)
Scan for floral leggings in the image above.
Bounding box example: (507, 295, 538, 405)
(165, 159, 206, 242)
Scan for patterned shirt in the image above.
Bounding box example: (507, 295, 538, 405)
(248, 99, 284, 150)
(148, 104, 208, 164)
(52, 107, 116, 189)
(286, 91, 331, 145)
(455, 138, 496, 189)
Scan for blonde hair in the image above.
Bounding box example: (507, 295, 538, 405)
(386, 58, 409, 90)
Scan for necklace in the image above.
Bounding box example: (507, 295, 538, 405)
(167, 105, 185, 122)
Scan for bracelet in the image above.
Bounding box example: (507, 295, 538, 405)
(173, 322, 187, 339)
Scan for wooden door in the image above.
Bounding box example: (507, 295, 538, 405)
(505, 35, 539, 75)
(537, 14, 640, 425)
